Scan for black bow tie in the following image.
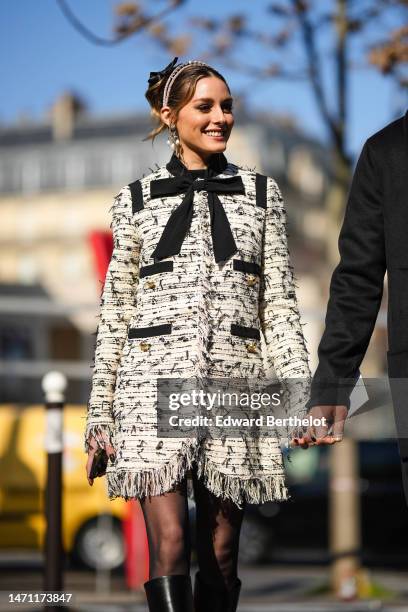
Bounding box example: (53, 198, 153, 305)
(149, 154, 245, 263)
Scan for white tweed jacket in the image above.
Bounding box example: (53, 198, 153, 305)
(84, 153, 311, 508)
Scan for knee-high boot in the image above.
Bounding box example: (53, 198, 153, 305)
(144, 574, 194, 612)
(193, 570, 242, 612)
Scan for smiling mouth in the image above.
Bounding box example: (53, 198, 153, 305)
(203, 129, 227, 137)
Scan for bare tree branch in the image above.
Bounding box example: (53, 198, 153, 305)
(334, 0, 349, 163)
(56, 0, 183, 46)
(56, 0, 125, 45)
(191, 14, 293, 50)
(289, 0, 339, 145)
(200, 53, 308, 82)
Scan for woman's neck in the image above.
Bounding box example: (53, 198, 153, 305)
(179, 148, 211, 170)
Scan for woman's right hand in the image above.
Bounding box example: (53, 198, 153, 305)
(291, 405, 348, 449)
(85, 433, 116, 486)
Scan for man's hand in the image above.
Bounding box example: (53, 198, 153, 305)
(290, 405, 348, 449)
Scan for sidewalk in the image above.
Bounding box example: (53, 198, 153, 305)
(1, 564, 408, 612)
(72, 566, 408, 611)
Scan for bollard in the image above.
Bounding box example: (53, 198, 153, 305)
(42, 371, 67, 612)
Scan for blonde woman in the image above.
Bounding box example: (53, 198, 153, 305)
(84, 57, 311, 612)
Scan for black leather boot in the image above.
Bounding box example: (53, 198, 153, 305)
(226, 576, 242, 612)
(144, 574, 194, 612)
(193, 571, 242, 612)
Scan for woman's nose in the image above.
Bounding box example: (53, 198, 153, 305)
(210, 106, 227, 123)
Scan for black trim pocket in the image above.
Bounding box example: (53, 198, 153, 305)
(233, 259, 261, 276)
(140, 261, 174, 278)
(128, 179, 144, 213)
(231, 324, 260, 340)
(128, 323, 172, 338)
(255, 173, 267, 209)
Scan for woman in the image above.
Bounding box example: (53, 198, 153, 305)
(84, 57, 311, 612)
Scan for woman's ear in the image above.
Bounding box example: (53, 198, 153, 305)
(160, 106, 172, 128)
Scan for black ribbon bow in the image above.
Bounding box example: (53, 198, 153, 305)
(149, 155, 245, 263)
(148, 57, 178, 86)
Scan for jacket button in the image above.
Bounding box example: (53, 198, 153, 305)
(246, 342, 258, 354)
(246, 276, 258, 287)
(140, 341, 151, 351)
(144, 280, 156, 289)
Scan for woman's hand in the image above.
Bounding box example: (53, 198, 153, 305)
(85, 433, 116, 486)
(290, 405, 348, 449)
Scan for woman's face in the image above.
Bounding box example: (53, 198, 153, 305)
(172, 76, 234, 161)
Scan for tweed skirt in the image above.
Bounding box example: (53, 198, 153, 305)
(86, 369, 291, 510)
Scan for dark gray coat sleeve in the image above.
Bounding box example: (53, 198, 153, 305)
(306, 138, 386, 410)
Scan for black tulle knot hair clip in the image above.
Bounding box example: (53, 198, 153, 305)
(148, 57, 179, 86)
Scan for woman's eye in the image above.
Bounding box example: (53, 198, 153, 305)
(196, 104, 233, 112)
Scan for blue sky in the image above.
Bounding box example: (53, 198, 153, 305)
(1, 0, 406, 157)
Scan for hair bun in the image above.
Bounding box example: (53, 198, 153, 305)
(148, 56, 178, 86)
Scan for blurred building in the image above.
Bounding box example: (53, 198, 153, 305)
(0, 91, 381, 404)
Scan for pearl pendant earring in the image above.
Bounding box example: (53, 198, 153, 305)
(167, 125, 180, 150)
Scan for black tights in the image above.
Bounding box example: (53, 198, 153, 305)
(140, 461, 245, 590)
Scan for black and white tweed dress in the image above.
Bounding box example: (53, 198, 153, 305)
(84, 152, 311, 509)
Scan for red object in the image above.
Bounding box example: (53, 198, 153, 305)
(88, 229, 150, 589)
(122, 500, 149, 590)
(88, 230, 114, 286)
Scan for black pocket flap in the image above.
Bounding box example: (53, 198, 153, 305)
(140, 261, 174, 278)
(128, 323, 172, 338)
(231, 323, 260, 340)
(233, 259, 261, 275)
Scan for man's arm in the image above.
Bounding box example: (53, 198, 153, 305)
(306, 138, 386, 412)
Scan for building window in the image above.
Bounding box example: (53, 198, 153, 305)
(65, 154, 85, 189)
(0, 159, 23, 193)
(49, 324, 81, 360)
(39, 155, 65, 191)
(0, 325, 33, 360)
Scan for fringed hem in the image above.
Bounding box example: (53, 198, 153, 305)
(196, 454, 290, 510)
(106, 439, 201, 501)
(84, 422, 115, 454)
(104, 439, 289, 510)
